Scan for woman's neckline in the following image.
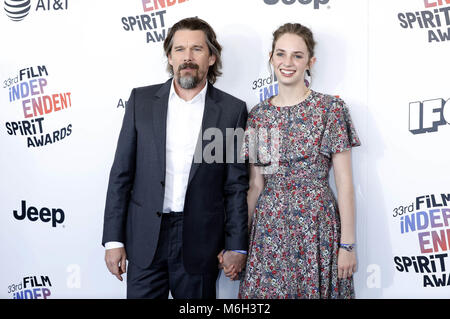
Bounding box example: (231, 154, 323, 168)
(268, 89, 313, 108)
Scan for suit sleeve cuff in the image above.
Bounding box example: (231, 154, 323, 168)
(105, 241, 124, 250)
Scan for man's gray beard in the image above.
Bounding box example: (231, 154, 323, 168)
(178, 75, 199, 89)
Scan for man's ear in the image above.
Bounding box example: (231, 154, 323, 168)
(208, 54, 217, 66)
(168, 53, 173, 67)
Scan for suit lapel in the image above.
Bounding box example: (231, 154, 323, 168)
(187, 83, 222, 186)
(152, 79, 171, 173)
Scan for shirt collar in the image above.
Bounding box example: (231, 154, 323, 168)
(169, 79, 208, 105)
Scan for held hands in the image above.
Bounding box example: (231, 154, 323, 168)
(337, 249, 357, 279)
(217, 250, 246, 281)
(105, 247, 127, 281)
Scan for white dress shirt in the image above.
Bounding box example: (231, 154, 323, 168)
(105, 80, 207, 250)
(163, 80, 206, 213)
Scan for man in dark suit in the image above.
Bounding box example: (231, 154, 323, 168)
(102, 17, 249, 299)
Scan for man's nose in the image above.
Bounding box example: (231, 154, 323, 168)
(183, 49, 193, 62)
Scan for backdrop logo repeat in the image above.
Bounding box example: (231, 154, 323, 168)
(3, 0, 68, 22)
(253, 73, 279, 103)
(409, 97, 450, 134)
(252, 72, 314, 103)
(393, 193, 450, 287)
(8, 275, 52, 299)
(121, 0, 189, 44)
(398, 0, 450, 43)
(117, 97, 128, 109)
(13, 200, 65, 228)
(263, 0, 330, 10)
(3, 65, 73, 148)
(4, 0, 31, 21)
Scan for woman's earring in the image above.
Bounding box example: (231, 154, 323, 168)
(305, 69, 312, 88)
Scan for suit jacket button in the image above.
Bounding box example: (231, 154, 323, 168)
(156, 212, 162, 217)
(160, 181, 165, 187)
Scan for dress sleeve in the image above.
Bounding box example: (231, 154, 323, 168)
(240, 107, 273, 166)
(319, 99, 361, 158)
(240, 108, 257, 163)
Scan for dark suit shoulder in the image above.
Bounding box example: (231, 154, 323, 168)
(134, 83, 162, 92)
(210, 85, 246, 114)
(212, 85, 245, 104)
(133, 81, 168, 99)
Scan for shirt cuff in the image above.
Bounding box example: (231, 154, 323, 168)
(105, 241, 124, 250)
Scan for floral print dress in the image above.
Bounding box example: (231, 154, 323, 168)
(238, 90, 361, 299)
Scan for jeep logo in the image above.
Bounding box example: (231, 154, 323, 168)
(13, 200, 65, 228)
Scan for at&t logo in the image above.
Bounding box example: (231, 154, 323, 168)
(4, 0, 68, 22)
(4, 0, 31, 21)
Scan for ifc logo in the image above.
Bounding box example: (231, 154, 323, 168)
(4, 0, 31, 21)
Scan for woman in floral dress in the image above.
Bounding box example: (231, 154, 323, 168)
(236, 23, 361, 299)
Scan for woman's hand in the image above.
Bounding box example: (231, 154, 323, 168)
(337, 248, 357, 279)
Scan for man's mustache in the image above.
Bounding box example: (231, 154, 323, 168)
(178, 62, 199, 71)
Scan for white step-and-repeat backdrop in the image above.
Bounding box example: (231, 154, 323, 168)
(1, 0, 449, 299)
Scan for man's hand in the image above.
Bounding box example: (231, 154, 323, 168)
(105, 247, 127, 281)
(217, 250, 246, 281)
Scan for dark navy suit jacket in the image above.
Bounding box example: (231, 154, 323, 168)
(102, 79, 249, 274)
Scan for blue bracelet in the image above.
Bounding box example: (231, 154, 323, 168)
(339, 243, 356, 252)
(223, 249, 247, 255)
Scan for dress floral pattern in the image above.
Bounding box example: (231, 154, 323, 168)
(238, 90, 361, 299)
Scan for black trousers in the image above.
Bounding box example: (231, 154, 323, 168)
(127, 212, 218, 299)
